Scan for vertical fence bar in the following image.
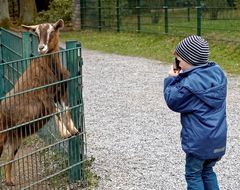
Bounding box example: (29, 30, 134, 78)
(163, 0, 168, 34)
(0, 29, 3, 98)
(136, 0, 141, 32)
(0, 29, 2, 63)
(196, 0, 202, 36)
(116, 0, 120, 32)
(98, 0, 102, 31)
(22, 32, 32, 73)
(0, 63, 3, 98)
(187, 6, 190, 22)
(22, 32, 31, 58)
(66, 41, 82, 182)
(80, 0, 86, 29)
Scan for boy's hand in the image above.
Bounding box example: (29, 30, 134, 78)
(168, 65, 180, 76)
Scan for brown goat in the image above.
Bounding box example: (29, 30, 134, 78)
(0, 19, 78, 186)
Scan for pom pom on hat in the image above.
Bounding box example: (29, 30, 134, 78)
(175, 35, 209, 66)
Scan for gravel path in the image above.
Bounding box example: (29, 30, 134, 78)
(82, 49, 240, 190)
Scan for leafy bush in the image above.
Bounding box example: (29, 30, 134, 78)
(236, 0, 240, 9)
(36, 0, 72, 24)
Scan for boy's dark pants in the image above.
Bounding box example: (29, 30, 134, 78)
(185, 153, 221, 190)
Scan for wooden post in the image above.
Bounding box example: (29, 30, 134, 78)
(72, 0, 81, 30)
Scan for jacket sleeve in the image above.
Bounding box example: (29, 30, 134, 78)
(164, 76, 194, 113)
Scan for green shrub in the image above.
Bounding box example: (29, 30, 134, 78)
(36, 0, 72, 24)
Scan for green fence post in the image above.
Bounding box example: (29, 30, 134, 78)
(76, 42, 85, 183)
(196, 0, 202, 36)
(80, 0, 86, 29)
(66, 41, 83, 182)
(116, 0, 120, 32)
(98, 0, 102, 31)
(136, 0, 141, 32)
(163, 0, 168, 34)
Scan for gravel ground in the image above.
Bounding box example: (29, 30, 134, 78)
(82, 49, 240, 190)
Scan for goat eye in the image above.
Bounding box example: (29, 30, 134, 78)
(49, 31, 55, 38)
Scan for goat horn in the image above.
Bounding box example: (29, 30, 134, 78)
(21, 24, 38, 30)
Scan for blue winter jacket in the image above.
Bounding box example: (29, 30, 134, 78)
(164, 62, 227, 160)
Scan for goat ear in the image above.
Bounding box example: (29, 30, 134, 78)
(21, 24, 38, 31)
(53, 19, 64, 31)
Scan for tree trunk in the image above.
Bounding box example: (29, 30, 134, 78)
(19, 0, 37, 24)
(0, 0, 10, 21)
(72, 0, 81, 30)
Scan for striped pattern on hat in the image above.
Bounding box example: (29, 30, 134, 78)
(175, 35, 209, 66)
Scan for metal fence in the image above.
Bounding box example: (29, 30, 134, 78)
(0, 29, 38, 97)
(79, 0, 240, 43)
(0, 28, 86, 189)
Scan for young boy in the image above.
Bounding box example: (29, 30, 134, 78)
(164, 35, 227, 190)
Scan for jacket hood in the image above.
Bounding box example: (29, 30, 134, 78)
(193, 83, 227, 108)
(181, 62, 227, 108)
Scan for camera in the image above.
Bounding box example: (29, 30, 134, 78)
(173, 58, 181, 71)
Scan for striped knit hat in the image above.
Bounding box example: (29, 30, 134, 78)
(175, 35, 209, 66)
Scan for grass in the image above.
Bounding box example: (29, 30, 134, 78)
(61, 30, 179, 64)
(61, 30, 240, 75)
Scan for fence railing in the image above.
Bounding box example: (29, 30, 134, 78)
(79, 0, 240, 44)
(0, 28, 86, 189)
